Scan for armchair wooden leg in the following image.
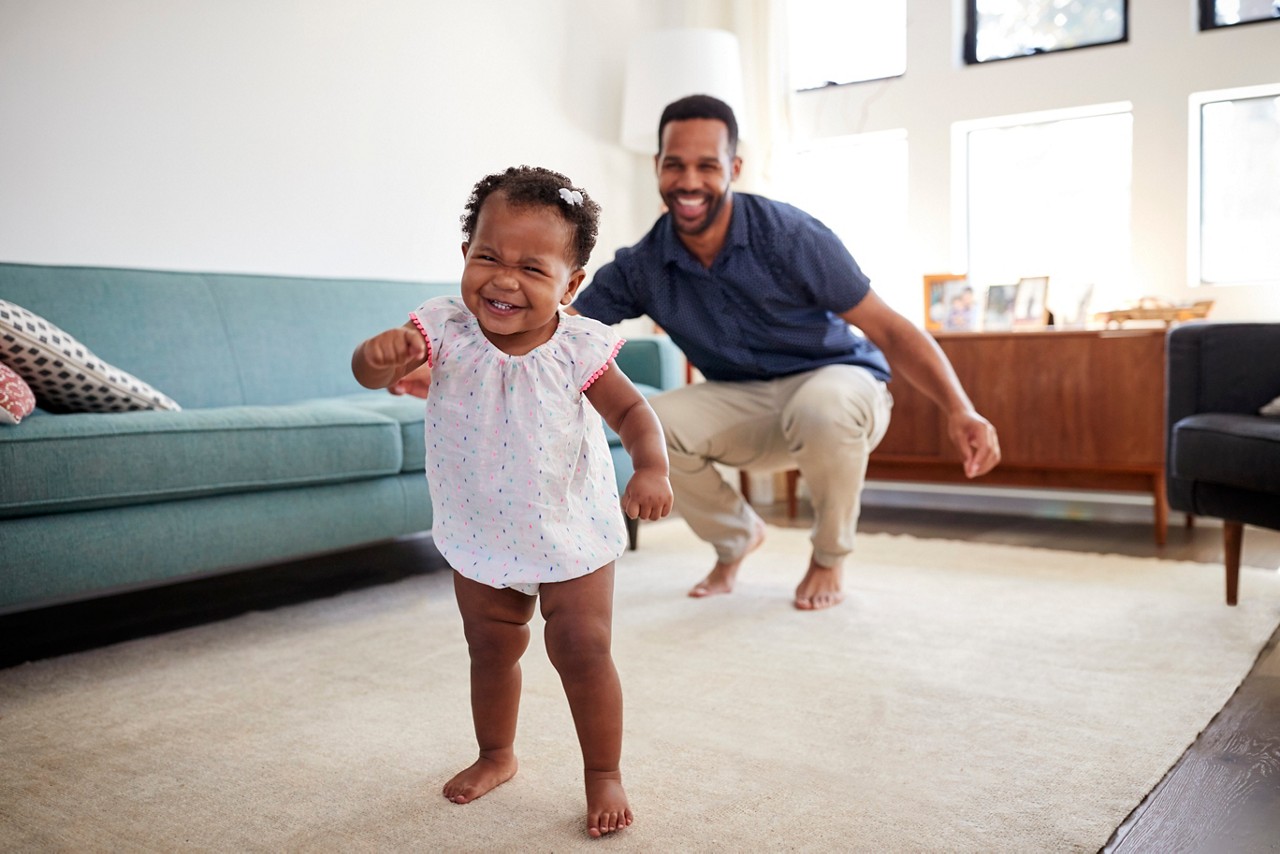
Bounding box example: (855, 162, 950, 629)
(1224, 520, 1243, 606)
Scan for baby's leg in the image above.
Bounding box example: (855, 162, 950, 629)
(444, 572, 538, 804)
(538, 564, 632, 838)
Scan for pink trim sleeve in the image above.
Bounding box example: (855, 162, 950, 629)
(580, 338, 626, 392)
(408, 312, 435, 368)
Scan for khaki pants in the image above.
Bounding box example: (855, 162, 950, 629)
(649, 365, 893, 567)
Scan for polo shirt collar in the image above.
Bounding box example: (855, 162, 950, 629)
(660, 192, 751, 271)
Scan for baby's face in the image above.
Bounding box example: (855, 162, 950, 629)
(460, 193, 584, 355)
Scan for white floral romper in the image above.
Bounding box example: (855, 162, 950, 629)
(410, 296, 628, 595)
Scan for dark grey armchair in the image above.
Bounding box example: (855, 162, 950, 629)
(1166, 322, 1280, 605)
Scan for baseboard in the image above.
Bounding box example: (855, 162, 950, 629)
(860, 481, 1169, 525)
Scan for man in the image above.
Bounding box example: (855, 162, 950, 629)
(569, 94, 1001, 611)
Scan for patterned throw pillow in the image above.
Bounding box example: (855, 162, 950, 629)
(0, 299, 181, 414)
(0, 362, 36, 424)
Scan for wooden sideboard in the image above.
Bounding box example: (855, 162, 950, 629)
(866, 328, 1169, 543)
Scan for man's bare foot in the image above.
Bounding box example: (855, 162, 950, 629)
(794, 557, 844, 611)
(442, 752, 518, 804)
(688, 521, 767, 598)
(585, 770, 633, 838)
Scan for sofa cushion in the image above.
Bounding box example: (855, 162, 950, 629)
(1170, 413, 1280, 494)
(0, 299, 181, 414)
(0, 402, 404, 519)
(0, 263, 460, 410)
(329, 393, 428, 473)
(1, 363, 36, 425)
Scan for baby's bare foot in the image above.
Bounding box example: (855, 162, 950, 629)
(442, 752, 518, 804)
(794, 557, 844, 611)
(584, 770, 633, 838)
(688, 521, 766, 598)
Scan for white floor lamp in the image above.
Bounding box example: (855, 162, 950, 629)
(619, 28, 747, 155)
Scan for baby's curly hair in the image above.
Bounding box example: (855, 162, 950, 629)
(460, 166, 601, 270)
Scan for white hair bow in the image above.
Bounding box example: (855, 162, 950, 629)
(558, 187, 584, 206)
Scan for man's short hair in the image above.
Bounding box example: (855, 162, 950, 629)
(658, 94, 739, 156)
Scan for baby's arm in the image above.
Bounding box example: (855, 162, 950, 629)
(584, 367, 673, 521)
(352, 322, 429, 390)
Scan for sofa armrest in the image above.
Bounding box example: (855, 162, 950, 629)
(614, 335, 685, 392)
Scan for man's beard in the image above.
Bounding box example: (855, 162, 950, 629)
(665, 190, 727, 236)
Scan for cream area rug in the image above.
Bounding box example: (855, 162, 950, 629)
(3, 521, 1280, 853)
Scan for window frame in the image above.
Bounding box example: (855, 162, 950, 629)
(1197, 0, 1280, 30)
(963, 0, 1130, 65)
(1187, 81, 1280, 288)
(785, 0, 907, 91)
(950, 100, 1134, 292)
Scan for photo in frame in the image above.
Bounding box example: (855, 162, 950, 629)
(943, 280, 980, 331)
(923, 274, 968, 332)
(1052, 281, 1095, 328)
(983, 283, 1018, 331)
(1013, 276, 1050, 329)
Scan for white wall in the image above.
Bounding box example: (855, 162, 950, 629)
(0, 0, 662, 282)
(783, 0, 1280, 321)
(4, 0, 1277, 321)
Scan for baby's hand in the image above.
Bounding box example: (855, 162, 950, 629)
(364, 327, 426, 371)
(622, 468, 673, 521)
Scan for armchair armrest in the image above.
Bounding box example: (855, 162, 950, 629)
(1166, 322, 1280, 511)
(1167, 323, 1280, 421)
(613, 334, 685, 393)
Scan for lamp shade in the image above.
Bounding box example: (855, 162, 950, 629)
(620, 28, 746, 154)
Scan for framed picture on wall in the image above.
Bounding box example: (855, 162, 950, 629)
(983, 283, 1018, 331)
(923, 273, 968, 332)
(1013, 276, 1051, 329)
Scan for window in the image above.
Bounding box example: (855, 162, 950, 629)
(1190, 84, 1280, 286)
(954, 104, 1133, 314)
(965, 0, 1127, 64)
(775, 131, 911, 315)
(1199, 0, 1280, 29)
(786, 0, 906, 91)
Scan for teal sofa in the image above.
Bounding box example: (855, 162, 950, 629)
(0, 262, 682, 614)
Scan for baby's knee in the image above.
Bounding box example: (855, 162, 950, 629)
(544, 620, 612, 677)
(464, 620, 531, 666)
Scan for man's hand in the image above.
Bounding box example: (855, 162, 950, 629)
(622, 468, 674, 521)
(948, 411, 1001, 479)
(390, 363, 433, 399)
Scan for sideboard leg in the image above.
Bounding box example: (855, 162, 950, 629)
(1152, 472, 1168, 546)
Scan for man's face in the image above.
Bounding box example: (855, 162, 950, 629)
(655, 118, 741, 237)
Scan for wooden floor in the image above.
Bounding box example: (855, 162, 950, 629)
(762, 500, 1280, 854)
(4, 499, 1279, 851)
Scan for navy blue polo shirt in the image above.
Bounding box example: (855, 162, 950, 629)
(574, 192, 891, 383)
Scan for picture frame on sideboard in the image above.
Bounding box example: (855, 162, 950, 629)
(1013, 276, 1051, 329)
(923, 273, 968, 332)
(983, 283, 1018, 331)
